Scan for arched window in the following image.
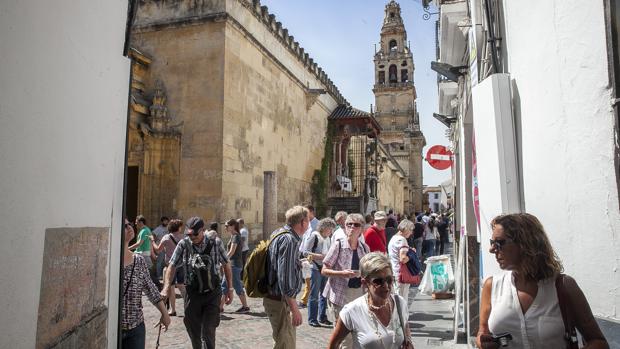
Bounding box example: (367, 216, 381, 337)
(389, 65, 398, 83)
(378, 71, 385, 84)
(389, 40, 397, 51)
(401, 69, 408, 82)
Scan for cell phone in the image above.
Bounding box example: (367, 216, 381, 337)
(492, 332, 513, 347)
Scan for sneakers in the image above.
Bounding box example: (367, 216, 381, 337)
(308, 320, 321, 327)
(319, 318, 333, 326)
(234, 306, 250, 314)
(297, 302, 307, 309)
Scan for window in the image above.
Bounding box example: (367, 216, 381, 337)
(389, 40, 397, 51)
(401, 69, 408, 82)
(435, 193, 439, 199)
(378, 71, 385, 84)
(389, 65, 398, 83)
(390, 12, 395, 18)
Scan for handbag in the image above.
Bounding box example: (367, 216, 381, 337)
(556, 274, 580, 349)
(399, 262, 421, 286)
(393, 295, 414, 349)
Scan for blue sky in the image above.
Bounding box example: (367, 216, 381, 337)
(262, 0, 450, 186)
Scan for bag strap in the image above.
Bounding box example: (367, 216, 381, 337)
(169, 233, 178, 245)
(556, 274, 579, 349)
(393, 295, 410, 346)
(123, 255, 137, 296)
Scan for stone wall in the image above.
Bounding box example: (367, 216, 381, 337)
(132, 0, 341, 242)
(377, 143, 406, 214)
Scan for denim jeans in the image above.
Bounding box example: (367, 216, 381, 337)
(422, 239, 436, 259)
(308, 267, 327, 323)
(221, 266, 245, 295)
(122, 322, 145, 349)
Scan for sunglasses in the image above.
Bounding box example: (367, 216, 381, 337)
(369, 276, 394, 287)
(489, 238, 513, 250)
(186, 229, 201, 237)
(346, 222, 362, 228)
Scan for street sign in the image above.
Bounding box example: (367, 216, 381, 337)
(426, 145, 453, 170)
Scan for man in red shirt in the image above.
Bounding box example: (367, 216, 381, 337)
(363, 210, 388, 253)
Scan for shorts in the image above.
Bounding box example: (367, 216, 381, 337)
(221, 266, 245, 295)
(164, 266, 185, 285)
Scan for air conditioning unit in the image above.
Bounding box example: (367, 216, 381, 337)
(336, 176, 352, 192)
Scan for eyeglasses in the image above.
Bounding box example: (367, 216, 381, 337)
(346, 222, 362, 228)
(186, 229, 201, 237)
(489, 238, 513, 250)
(369, 276, 394, 287)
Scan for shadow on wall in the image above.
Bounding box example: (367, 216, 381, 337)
(510, 79, 526, 212)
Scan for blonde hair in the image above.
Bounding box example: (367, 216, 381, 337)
(360, 252, 392, 279)
(285, 205, 308, 226)
(491, 213, 563, 281)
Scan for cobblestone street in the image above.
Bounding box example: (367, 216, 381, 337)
(142, 286, 466, 348)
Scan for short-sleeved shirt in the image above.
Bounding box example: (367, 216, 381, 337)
(228, 234, 243, 268)
(364, 225, 387, 253)
(340, 294, 408, 349)
(322, 238, 369, 306)
(240, 227, 250, 252)
(168, 233, 229, 286)
(388, 235, 409, 278)
(301, 231, 328, 269)
(159, 232, 183, 264)
(152, 225, 168, 242)
(135, 226, 152, 253)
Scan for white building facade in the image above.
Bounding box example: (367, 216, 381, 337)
(0, 1, 129, 347)
(432, 0, 620, 346)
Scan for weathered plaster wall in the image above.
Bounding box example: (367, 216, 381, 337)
(378, 164, 406, 213)
(0, 0, 129, 347)
(501, 0, 620, 321)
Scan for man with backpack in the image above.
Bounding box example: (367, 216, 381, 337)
(161, 216, 233, 349)
(263, 205, 309, 348)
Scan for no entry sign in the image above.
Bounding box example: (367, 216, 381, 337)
(426, 145, 453, 170)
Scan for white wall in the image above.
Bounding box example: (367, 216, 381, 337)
(501, 0, 620, 321)
(0, 0, 129, 347)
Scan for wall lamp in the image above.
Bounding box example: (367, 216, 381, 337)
(433, 113, 457, 127)
(431, 62, 468, 82)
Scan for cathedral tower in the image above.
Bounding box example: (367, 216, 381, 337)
(373, 0, 426, 213)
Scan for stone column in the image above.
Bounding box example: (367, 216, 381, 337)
(263, 171, 277, 241)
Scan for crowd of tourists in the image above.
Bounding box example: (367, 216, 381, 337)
(120, 207, 609, 349)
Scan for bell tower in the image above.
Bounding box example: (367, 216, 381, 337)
(373, 0, 426, 213)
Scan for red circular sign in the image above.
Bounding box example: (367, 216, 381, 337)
(426, 145, 453, 170)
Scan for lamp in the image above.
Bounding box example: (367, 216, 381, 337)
(431, 62, 467, 82)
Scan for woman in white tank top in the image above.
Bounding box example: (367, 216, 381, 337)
(476, 213, 608, 349)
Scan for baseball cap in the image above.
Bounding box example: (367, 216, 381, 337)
(185, 216, 205, 235)
(374, 211, 387, 221)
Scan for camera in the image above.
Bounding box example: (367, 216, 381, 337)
(492, 332, 513, 347)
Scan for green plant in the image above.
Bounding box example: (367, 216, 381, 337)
(311, 122, 335, 217)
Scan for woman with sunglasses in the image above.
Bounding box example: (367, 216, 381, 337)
(122, 221, 170, 349)
(328, 252, 414, 349)
(322, 213, 369, 349)
(477, 213, 608, 349)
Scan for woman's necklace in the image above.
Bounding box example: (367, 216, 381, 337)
(367, 295, 390, 310)
(366, 294, 395, 348)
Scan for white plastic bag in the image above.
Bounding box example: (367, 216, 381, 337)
(419, 269, 433, 295)
(425, 255, 454, 293)
(301, 259, 312, 279)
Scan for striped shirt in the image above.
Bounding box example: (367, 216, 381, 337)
(266, 226, 303, 298)
(168, 233, 229, 286)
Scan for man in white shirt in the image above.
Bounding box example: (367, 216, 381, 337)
(298, 205, 319, 308)
(330, 211, 348, 243)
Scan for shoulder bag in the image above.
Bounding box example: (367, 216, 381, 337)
(394, 295, 414, 349)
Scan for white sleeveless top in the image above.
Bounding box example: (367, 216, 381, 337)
(488, 271, 565, 349)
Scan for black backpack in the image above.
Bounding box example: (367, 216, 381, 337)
(186, 238, 220, 294)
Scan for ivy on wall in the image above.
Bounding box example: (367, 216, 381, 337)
(311, 122, 335, 217)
